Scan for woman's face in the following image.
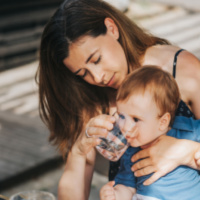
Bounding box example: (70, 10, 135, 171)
(63, 18, 128, 89)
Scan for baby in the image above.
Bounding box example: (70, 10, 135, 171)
(100, 66, 200, 200)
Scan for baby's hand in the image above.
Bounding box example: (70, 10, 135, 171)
(194, 151, 200, 170)
(100, 181, 116, 200)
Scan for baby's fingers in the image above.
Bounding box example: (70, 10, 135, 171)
(100, 181, 115, 200)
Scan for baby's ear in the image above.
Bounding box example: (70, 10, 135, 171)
(159, 112, 171, 131)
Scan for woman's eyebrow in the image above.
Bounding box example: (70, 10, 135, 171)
(85, 50, 98, 64)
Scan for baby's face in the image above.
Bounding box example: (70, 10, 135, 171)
(117, 91, 163, 147)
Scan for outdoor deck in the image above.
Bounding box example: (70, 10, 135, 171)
(0, 62, 62, 190)
(0, 0, 200, 198)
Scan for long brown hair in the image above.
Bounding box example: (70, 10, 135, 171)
(36, 0, 170, 156)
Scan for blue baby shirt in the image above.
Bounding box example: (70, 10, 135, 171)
(115, 116, 200, 200)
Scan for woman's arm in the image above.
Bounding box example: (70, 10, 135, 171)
(58, 147, 96, 200)
(131, 135, 200, 185)
(58, 114, 115, 200)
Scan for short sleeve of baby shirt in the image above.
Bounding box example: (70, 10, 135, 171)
(193, 119, 200, 142)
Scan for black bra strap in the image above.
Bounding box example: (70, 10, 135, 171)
(173, 49, 184, 78)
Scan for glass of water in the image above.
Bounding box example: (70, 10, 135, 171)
(96, 113, 134, 161)
(9, 190, 56, 200)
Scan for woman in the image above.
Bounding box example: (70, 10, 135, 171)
(37, 0, 200, 199)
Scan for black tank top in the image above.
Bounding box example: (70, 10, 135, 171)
(108, 49, 195, 181)
(173, 49, 195, 118)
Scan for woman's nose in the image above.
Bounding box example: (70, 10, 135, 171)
(91, 68, 105, 84)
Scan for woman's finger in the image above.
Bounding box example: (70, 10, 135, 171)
(197, 159, 200, 166)
(133, 166, 156, 177)
(131, 158, 152, 171)
(86, 126, 108, 138)
(131, 148, 150, 162)
(194, 151, 200, 159)
(143, 170, 166, 185)
(90, 115, 115, 129)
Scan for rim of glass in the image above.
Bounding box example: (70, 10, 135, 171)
(9, 190, 56, 200)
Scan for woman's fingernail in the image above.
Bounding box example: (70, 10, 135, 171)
(195, 151, 200, 159)
(134, 172, 138, 177)
(103, 128, 107, 133)
(108, 123, 113, 129)
(96, 138, 101, 144)
(111, 116, 115, 122)
(143, 181, 148, 186)
(131, 167, 135, 171)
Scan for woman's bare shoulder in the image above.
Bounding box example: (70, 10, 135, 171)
(178, 50, 200, 78)
(177, 50, 200, 118)
(143, 45, 180, 67)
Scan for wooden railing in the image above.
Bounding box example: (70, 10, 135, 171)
(0, 0, 63, 71)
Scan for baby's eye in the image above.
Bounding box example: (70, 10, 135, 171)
(133, 118, 139, 122)
(119, 114, 125, 119)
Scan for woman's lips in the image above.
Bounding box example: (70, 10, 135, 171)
(106, 74, 115, 87)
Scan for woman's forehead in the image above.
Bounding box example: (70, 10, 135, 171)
(63, 35, 99, 71)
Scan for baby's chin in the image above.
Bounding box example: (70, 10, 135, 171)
(129, 140, 153, 149)
(140, 140, 156, 149)
(129, 141, 143, 148)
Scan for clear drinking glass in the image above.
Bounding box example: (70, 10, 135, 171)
(9, 190, 56, 200)
(96, 113, 134, 161)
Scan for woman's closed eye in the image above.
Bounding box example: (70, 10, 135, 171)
(80, 70, 88, 78)
(94, 55, 101, 64)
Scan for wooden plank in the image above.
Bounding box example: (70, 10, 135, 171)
(0, 8, 57, 29)
(145, 0, 200, 12)
(126, 1, 168, 19)
(137, 7, 187, 28)
(0, 94, 38, 113)
(0, 39, 40, 57)
(0, 111, 60, 183)
(0, 26, 43, 44)
(193, 49, 200, 59)
(0, 53, 37, 70)
(164, 26, 200, 44)
(178, 36, 200, 54)
(0, 61, 37, 87)
(150, 12, 200, 35)
(0, 0, 63, 13)
(0, 79, 37, 104)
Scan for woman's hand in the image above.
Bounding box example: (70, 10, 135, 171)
(72, 114, 115, 158)
(131, 135, 200, 185)
(194, 151, 200, 170)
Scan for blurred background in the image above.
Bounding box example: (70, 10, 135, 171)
(0, 0, 200, 199)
